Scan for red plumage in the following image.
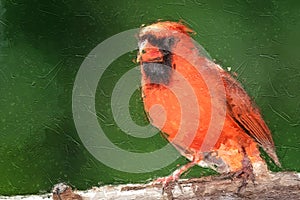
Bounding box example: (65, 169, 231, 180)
(137, 21, 280, 184)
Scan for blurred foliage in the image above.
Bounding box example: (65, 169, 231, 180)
(0, 0, 299, 195)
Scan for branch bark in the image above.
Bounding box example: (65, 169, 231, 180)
(102, 172, 300, 200)
(1, 172, 299, 200)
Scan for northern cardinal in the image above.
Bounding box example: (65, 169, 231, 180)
(137, 21, 280, 186)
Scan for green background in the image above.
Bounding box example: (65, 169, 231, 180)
(1, 0, 299, 195)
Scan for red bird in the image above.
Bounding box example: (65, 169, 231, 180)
(137, 21, 280, 185)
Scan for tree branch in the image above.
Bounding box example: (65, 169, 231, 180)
(1, 172, 299, 200)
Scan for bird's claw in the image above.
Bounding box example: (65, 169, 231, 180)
(153, 174, 179, 185)
(152, 161, 196, 193)
(235, 157, 256, 193)
(152, 171, 182, 194)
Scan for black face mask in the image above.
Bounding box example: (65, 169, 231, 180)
(142, 62, 171, 85)
(139, 34, 175, 85)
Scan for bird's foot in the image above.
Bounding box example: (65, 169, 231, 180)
(234, 169, 255, 193)
(152, 168, 183, 194)
(217, 152, 256, 193)
(234, 155, 256, 193)
(152, 161, 196, 194)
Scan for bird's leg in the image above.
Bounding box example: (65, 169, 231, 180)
(152, 158, 198, 192)
(234, 148, 255, 193)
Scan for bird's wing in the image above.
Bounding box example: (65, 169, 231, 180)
(221, 71, 280, 166)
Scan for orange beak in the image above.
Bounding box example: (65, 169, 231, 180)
(137, 41, 164, 63)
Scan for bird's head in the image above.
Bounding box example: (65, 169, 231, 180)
(137, 21, 194, 85)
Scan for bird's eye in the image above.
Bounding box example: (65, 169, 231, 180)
(140, 34, 160, 46)
(154, 37, 175, 50)
(139, 34, 176, 50)
(147, 35, 157, 44)
(163, 37, 175, 47)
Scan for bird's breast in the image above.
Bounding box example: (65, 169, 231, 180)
(142, 55, 213, 150)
